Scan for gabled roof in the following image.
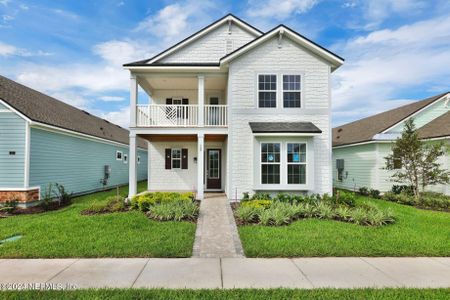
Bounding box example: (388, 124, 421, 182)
(333, 92, 449, 147)
(124, 14, 262, 67)
(0, 75, 147, 148)
(249, 122, 322, 134)
(221, 24, 344, 71)
(418, 111, 450, 140)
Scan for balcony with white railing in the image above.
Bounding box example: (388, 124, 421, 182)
(136, 104, 228, 127)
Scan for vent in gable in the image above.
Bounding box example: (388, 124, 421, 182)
(225, 39, 233, 54)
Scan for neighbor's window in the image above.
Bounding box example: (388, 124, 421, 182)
(261, 143, 280, 184)
(287, 143, 306, 184)
(283, 75, 301, 107)
(116, 151, 123, 161)
(258, 74, 277, 108)
(123, 154, 128, 164)
(171, 149, 181, 169)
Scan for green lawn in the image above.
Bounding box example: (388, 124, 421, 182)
(0, 182, 196, 258)
(239, 195, 450, 257)
(0, 289, 449, 300)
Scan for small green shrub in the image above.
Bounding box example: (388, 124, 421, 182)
(242, 192, 250, 201)
(358, 187, 370, 196)
(235, 206, 262, 223)
(240, 200, 272, 209)
(251, 192, 272, 200)
(417, 192, 450, 211)
(148, 201, 199, 221)
(392, 185, 414, 195)
(131, 192, 194, 212)
(369, 189, 381, 199)
(383, 192, 415, 205)
(0, 200, 18, 214)
(335, 206, 352, 221)
(258, 205, 293, 226)
(335, 191, 356, 207)
(315, 202, 334, 219)
(82, 196, 126, 215)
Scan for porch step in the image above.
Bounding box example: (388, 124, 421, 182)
(192, 193, 244, 258)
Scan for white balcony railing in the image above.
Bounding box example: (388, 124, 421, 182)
(136, 104, 227, 127)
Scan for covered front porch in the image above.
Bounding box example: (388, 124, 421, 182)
(128, 131, 228, 200)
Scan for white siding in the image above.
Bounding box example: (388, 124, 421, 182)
(159, 23, 256, 63)
(227, 36, 332, 197)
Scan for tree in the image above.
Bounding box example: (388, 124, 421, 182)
(384, 118, 450, 197)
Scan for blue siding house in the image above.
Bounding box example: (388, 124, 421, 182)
(0, 75, 148, 205)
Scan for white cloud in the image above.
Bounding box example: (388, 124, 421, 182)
(247, 0, 319, 20)
(0, 0, 10, 6)
(99, 106, 130, 128)
(50, 91, 89, 109)
(99, 95, 124, 102)
(19, 4, 28, 10)
(0, 41, 17, 56)
(0, 41, 52, 57)
(332, 15, 450, 125)
(93, 39, 154, 66)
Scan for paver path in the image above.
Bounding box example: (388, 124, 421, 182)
(0, 258, 449, 289)
(192, 193, 244, 258)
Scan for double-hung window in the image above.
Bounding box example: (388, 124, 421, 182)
(261, 143, 280, 184)
(283, 75, 301, 107)
(258, 74, 277, 108)
(171, 149, 181, 169)
(287, 143, 306, 184)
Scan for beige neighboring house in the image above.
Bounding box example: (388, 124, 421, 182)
(333, 92, 450, 195)
(124, 14, 344, 200)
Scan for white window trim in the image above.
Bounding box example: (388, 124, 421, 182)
(286, 142, 307, 184)
(171, 148, 182, 169)
(260, 142, 281, 185)
(123, 154, 128, 164)
(282, 74, 302, 108)
(257, 73, 278, 108)
(254, 137, 314, 190)
(116, 150, 123, 161)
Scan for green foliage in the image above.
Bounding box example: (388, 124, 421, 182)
(416, 192, 450, 211)
(54, 183, 73, 205)
(392, 185, 414, 195)
(82, 196, 126, 215)
(235, 206, 262, 223)
(131, 192, 194, 212)
(315, 202, 334, 219)
(369, 189, 381, 199)
(240, 200, 272, 209)
(385, 118, 450, 197)
(148, 201, 199, 222)
(358, 187, 370, 196)
(334, 205, 352, 221)
(335, 191, 356, 207)
(251, 192, 272, 200)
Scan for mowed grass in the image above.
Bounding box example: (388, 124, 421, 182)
(1, 288, 449, 300)
(0, 182, 196, 258)
(239, 195, 450, 257)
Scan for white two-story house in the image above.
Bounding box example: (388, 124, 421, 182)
(124, 14, 344, 200)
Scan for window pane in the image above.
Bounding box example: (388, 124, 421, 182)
(287, 143, 306, 163)
(259, 92, 276, 107)
(283, 92, 301, 107)
(262, 164, 280, 184)
(172, 159, 181, 169)
(172, 149, 181, 158)
(283, 75, 301, 90)
(261, 143, 280, 162)
(288, 164, 306, 184)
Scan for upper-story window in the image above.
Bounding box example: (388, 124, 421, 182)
(283, 75, 301, 108)
(258, 74, 277, 108)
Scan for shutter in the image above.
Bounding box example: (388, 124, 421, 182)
(166, 98, 173, 105)
(182, 98, 189, 105)
(182, 148, 188, 169)
(165, 148, 172, 169)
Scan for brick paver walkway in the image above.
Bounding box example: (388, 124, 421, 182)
(192, 193, 244, 258)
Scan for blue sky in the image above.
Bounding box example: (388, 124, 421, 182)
(1, 0, 449, 127)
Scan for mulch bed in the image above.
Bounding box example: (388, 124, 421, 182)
(0, 201, 72, 217)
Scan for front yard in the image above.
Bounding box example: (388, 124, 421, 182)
(0, 182, 196, 258)
(238, 195, 450, 257)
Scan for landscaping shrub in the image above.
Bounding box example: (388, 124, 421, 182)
(82, 196, 126, 215)
(334, 205, 352, 221)
(131, 192, 194, 212)
(315, 202, 334, 219)
(240, 200, 272, 209)
(147, 201, 199, 222)
(250, 192, 272, 201)
(358, 187, 370, 196)
(235, 206, 262, 223)
(392, 185, 414, 195)
(417, 192, 450, 211)
(369, 189, 381, 199)
(334, 190, 356, 207)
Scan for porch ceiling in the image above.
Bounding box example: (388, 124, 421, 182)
(138, 75, 227, 91)
(139, 134, 227, 142)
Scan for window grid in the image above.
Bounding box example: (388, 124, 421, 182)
(283, 75, 301, 108)
(287, 143, 306, 184)
(258, 74, 277, 108)
(171, 149, 181, 169)
(261, 143, 281, 184)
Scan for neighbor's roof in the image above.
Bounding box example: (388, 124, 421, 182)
(417, 111, 450, 140)
(124, 15, 343, 71)
(0, 75, 147, 148)
(249, 122, 322, 134)
(333, 92, 449, 147)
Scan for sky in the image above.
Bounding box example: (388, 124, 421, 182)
(1, 0, 449, 127)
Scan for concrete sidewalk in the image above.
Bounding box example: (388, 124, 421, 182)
(0, 257, 449, 289)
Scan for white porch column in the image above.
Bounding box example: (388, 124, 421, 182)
(147, 141, 151, 191)
(130, 73, 138, 127)
(128, 132, 138, 198)
(197, 133, 205, 200)
(198, 75, 205, 126)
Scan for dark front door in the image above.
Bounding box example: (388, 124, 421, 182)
(206, 149, 221, 189)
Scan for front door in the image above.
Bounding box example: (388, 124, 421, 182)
(206, 149, 221, 189)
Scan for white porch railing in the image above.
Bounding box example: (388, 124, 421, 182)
(136, 104, 227, 127)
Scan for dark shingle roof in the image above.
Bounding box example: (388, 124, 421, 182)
(249, 122, 322, 133)
(333, 92, 449, 147)
(0, 75, 147, 148)
(418, 111, 450, 140)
